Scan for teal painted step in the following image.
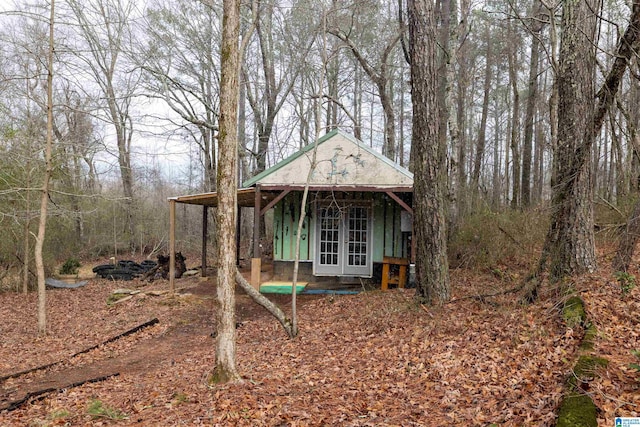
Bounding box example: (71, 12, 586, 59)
(260, 282, 307, 294)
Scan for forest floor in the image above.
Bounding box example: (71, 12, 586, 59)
(0, 253, 638, 426)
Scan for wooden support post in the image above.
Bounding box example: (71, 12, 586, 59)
(385, 191, 413, 215)
(381, 261, 391, 291)
(236, 206, 241, 266)
(251, 257, 261, 291)
(251, 185, 262, 290)
(381, 256, 409, 291)
(411, 223, 415, 263)
(398, 263, 407, 289)
(253, 185, 261, 258)
(201, 206, 208, 277)
(169, 199, 176, 294)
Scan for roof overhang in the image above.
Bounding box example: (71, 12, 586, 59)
(255, 184, 413, 192)
(168, 184, 413, 208)
(168, 188, 270, 208)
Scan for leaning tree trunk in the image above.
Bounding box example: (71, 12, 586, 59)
(212, 0, 242, 384)
(234, 271, 294, 337)
(613, 197, 640, 272)
(409, 0, 450, 304)
(535, 0, 640, 290)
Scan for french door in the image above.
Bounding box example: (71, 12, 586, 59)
(315, 205, 371, 276)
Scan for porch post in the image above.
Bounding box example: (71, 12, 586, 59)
(251, 185, 261, 290)
(201, 205, 208, 277)
(236, 204, 241, 266)
(169, 199, 176, 293)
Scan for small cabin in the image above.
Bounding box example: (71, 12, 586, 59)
(168, 130, 413, 287)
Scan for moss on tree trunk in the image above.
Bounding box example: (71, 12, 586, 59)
(556, 394, 598, 427)
(556, 295, 608, 427)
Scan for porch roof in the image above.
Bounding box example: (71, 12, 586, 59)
(168, 184, 413, 208)
(168, 188, 266, 208)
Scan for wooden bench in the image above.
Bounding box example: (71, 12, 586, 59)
(381, 256, 409, 290)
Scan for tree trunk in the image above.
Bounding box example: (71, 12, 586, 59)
(613, 197, 640, 272)
(455, 16, 469, 218)
(353, 61, 363, 141)
(330, 30, 400, 161)
(507, 19, 521, 210)
(234, 271, 293, 336)
(437, 0, 462, 222)
(471, 31, 493, 205)
(326, 32, 339, 131)
(23, 149, 31, 294)
(409, 0, 450, 304)
(521, 0, 544, 208)
(541, 0, 600, 281)
(492, 103, 501, 209)
(35, 0, 56, 334)
(213, 0, 242, 384)
(610, 111, 624, 202)
(533, 115, 544, 204)
(541, 0, 640, 285)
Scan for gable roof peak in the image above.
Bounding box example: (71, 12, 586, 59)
(242, 130, 412, 188)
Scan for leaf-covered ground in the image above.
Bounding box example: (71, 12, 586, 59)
(574, 269, 640, 424)
(0, 257, 637, 426)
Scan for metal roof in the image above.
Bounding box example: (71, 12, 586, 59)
(242, 130, 413, 188)
(170, 131, 413, 208)
(168, 188, 276, 207)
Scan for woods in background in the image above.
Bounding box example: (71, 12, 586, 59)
(0, 0, 639, 292)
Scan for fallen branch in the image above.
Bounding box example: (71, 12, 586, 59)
(0, 318, 158, 382)
(0, 373, 120, 412)
(111, 295, 134, 305)
(420, 304, 434, 318)
(235, 269, 294, 339)
(446, 282, 527, 305)
(497, 225, 524, 250)
(74, 318, 159, 355)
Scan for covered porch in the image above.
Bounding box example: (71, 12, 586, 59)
(168, 130, 415, 292)
(167, 184, 414, 292)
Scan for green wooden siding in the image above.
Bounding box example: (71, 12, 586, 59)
(372, 193, 404, 262)
(273, 192, 408, 263)
(273, 193, 311, 261)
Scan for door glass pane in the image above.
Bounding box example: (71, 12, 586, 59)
(318, 207, 340, 266)
(347, 207, 368, 267)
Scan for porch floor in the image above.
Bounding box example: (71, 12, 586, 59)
(239, 260, 372, 294)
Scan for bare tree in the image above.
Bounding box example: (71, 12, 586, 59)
(212, 0, 242, 384)
(507, 18, 521, 209)
(64, 0, 140, 250)
(243, 0, 314, 174)
(520, 0, 546, 207)
(35, 0, 56, 334)
(140, 0, 222, 191)
(329, 2, 402, 160)
(530, 0, 640, 295)
(471, 24, 493, 206)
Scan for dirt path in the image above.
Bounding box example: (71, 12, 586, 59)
(0, 312, 207, 411)
(0, 279, 317, 412)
